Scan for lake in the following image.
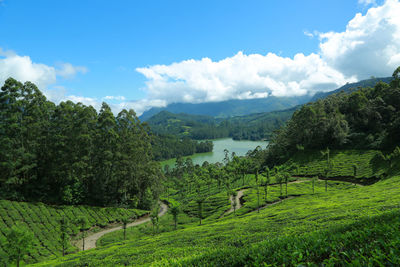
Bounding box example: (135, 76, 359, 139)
(160, 138, 269, 168)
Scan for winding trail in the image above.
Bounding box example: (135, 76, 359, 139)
(224, 189, 245, 216)
(223, 178, 360, 216)
(74, 202, 168, 251)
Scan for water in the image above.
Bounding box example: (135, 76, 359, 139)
(161, 138, 269, 168)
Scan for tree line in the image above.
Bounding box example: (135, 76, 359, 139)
(146, 109, 291, 141)
(151, 135, 213, 161)
(0, 78, 162, 208)
(265, 67, 400, 166)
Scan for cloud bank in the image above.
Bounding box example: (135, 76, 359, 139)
(0, 48, 92, 110)
(132, 0, 400, 114)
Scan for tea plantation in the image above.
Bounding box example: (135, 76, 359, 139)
(0, 200, 147, 263)
(32, 149, 400, 266)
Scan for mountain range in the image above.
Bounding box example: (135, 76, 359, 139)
(143, 77, 392, 141)
(140, 77, 392, 121)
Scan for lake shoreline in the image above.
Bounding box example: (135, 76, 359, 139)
(160, 138, 269, 168)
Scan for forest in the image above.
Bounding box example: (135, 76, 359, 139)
(265, 67, 400, 166)
(0, 78, 162, 208)
(146, 108, 293, 141)
(151, 134, 213, 161)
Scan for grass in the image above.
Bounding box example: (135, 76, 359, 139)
(0, 200, 147, 264)
(283, 149, 385, 180)
(33, 172, 400, 266)
(20, 149, 400, 265)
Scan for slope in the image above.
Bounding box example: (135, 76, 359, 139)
(140, 95, 311, 120)
(34, 174, 400, 266)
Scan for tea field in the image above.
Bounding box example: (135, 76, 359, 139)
(33, 149, 400, 266)
(0, 200, 147, 263)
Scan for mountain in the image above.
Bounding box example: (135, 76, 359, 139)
(140, 95, 312, 121)
(146, 108, 297, 141)
(311, 77, 392, 101)
(145, 76, 394, 141)
(141, 77, 393, 121)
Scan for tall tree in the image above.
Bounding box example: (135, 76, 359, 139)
(5, 223, 34, 267)
(59, 216, 69, 256)
(169, 205, 180, 230)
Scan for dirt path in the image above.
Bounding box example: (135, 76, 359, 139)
(224, 189, 245, 215)
(74, 202, 168, 251)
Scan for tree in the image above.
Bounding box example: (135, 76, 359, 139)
(262, 167, 271, 201)
(5, 223, 34, 267)
(169, 205, 180, 230)
(121, 216, 130, 240)
(150, 205, 160, 234)
(283, 172, 290, 198)
(390, 66, 400, 88)
(274, 167, 283, 197)
(253, 170, 260, 213)
(231, 190, 238, 215)
(196, 197, 205, 225)
(59, 216, 69, 256)
(77, 217, 89, 251)
(324, 169, 329, 192)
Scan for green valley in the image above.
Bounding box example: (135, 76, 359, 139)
(1, 63, 400, 266)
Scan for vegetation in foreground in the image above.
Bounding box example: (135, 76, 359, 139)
(33, 174, 400, 266)
(0, 200, 146, 264)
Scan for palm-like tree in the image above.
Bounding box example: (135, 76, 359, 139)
(77, 217, 89, 251)
(169, 205, 180, 230)
(121, 216, 130, 240)
(283, 172, 290, 198)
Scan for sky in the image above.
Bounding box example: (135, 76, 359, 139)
(1, 0, 399, 115)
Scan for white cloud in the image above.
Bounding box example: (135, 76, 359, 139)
(56, 63, 88, 79)
(0, 48, 57, 89)
(319, 0, 400, 79)
(0, 48, 88, 91)
(358, 0, 377, 6)
(136, 51, 354, 106)
(103, 95, 126, 101)
(304, 30, 314, 38)
(65, 95, 101, 110)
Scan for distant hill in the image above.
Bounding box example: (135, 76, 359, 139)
(146, 108, 297, 141)
(145, 76, 394, 141)
(141, 77, 392, 121)
(311, 77, 392, 101)
(140, 95, 312, 121)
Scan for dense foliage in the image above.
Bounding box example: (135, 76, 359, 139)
(34, 169, 400, 266)
(0, 78, 162, 208)
(152, 134, 213, 161)
(266, 67, 400, 165)
(0, 199, 146, 263)
(146, 109, 294, 141)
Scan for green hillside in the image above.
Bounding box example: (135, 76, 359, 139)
(147, 108, 296, 141)
(0, 200, 147, 264)
(34, 172, 400, 266)
(140, 95, 311, 120)
(32, 147, 400, 266)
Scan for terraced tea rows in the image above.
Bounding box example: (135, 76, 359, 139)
(0, 200, 147, 263)
(284, 150, 384, 180)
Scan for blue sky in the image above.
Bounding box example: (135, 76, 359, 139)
(1, 0, 399, 114)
